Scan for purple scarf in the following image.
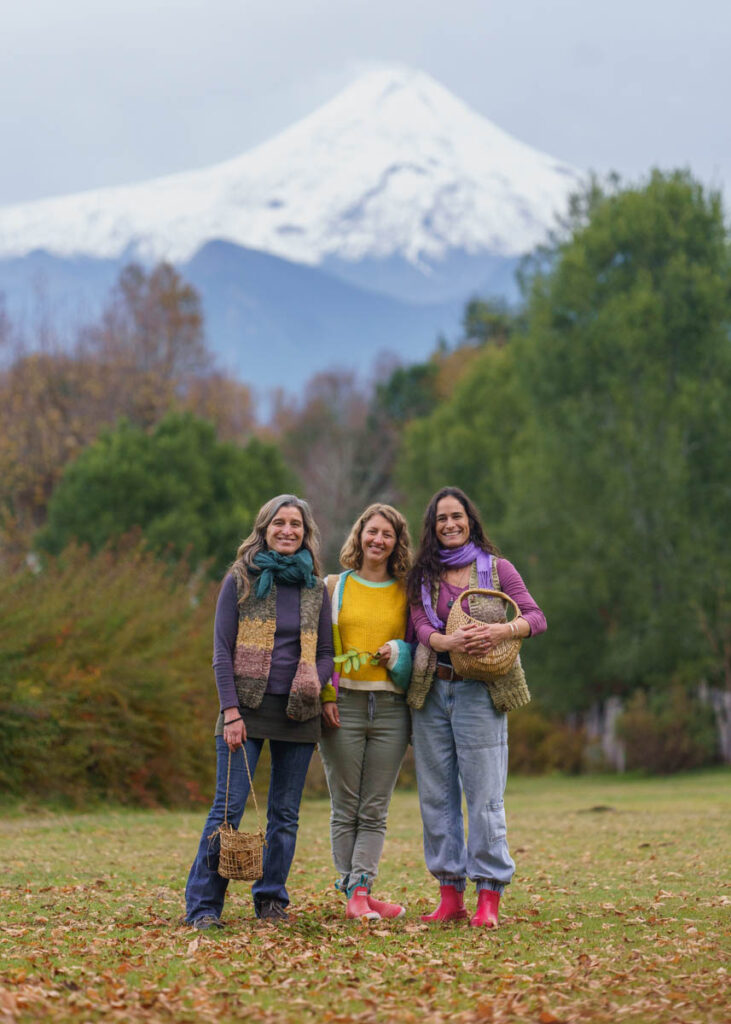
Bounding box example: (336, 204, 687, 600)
(420, 542, 493, 631)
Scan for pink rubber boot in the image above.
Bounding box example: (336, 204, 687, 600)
(470, 889, 500, 928)
(367, 894, 406, 919)
(420, 884, 468, 923)
(346, 886, 380, 920)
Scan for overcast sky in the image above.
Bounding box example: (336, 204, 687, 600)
(2, 0, 729, 208)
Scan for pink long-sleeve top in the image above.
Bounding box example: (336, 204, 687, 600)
(410, 557, 546, 648)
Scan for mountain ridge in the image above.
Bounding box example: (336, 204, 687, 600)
(0, 66, 581, 276)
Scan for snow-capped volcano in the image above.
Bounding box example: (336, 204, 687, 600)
(0, 66, 580, 268)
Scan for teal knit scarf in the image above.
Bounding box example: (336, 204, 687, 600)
(251, 548, 317, 598)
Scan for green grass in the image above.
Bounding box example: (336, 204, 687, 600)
(1, 770, 729, 1023)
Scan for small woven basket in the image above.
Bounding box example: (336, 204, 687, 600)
(213, 746, 266, 882)
(446, 588, 522, 683)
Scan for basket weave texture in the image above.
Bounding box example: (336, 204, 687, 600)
(213, 746, 266, 882)
(446, 588, 522, 683)
(218, 822, 265, 881)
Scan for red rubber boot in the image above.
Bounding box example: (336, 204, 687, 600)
(346, 886, 380, 920)
(420, 884, 468, 923)
(469, 889, 500, 928)
(367, 894, 406, 919)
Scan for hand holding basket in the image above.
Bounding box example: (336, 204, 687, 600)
(446, 588, 522, 683)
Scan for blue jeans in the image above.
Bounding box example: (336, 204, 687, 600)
(185, 736, 314, 921)
(411, 677, 514, 893)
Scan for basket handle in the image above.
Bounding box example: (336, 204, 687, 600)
(457, 588, 521, 621)
(224, 745, 264, 834)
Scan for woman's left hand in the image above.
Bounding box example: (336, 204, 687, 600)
(463, 621, 512, 654)
(374, 644, 392, 667)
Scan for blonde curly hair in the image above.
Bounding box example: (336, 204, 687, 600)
(339, 503, 412, 580)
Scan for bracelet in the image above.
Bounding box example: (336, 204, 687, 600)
(223, 716, 243, 726)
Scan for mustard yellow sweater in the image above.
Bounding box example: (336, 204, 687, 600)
(338, 574, 408, 692)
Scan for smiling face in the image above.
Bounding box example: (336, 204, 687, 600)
(435, 495, 471, 548)
(265, 504, 305, 554)
(359, 513, 397, 570)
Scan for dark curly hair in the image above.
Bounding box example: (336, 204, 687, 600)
(406, 486, 500, 604)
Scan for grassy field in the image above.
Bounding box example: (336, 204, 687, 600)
(1, 770, 729, 1023)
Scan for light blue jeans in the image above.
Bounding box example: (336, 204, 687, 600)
(411, 676, 514, 893)
(319, 689, 410, 892)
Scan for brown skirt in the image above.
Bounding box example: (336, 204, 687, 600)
(214, 693, 322, 744)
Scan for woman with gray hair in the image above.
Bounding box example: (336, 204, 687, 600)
(184, 495, 335, 927)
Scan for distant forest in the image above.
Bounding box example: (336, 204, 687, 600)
(1, 170, 729, 803)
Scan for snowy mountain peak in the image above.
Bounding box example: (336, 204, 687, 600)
(0, 66, 581, 267)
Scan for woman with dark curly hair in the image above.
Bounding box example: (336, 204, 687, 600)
(184, 494, 334, 927)
(407, 487, 546, 928)
(319, 503, 413, 920)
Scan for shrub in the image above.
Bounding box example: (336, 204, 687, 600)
(508, 707, 586, 774)
(616, 686, 719, 773)
(0, 540, 220, 806)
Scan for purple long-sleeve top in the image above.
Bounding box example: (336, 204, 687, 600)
(212, 574, 334, 711)
(410, 557, 546, 648)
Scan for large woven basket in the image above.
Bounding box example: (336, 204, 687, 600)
(446, 588, 522, 683)
(213, 746, 266, 882)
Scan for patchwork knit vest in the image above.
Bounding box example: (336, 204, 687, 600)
(408, 559, 530, 714)
(232, 570, 325, 722)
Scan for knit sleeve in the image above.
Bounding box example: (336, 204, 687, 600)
(497, 558, 546, 637)
(212, 574, 240, 710)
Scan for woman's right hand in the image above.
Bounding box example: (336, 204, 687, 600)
(223, 708, 246, 751)
(322, 702, 340, 728)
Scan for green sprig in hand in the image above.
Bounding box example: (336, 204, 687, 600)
(333, 648, 380, 674)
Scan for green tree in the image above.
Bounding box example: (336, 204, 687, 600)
(373, 362, 439, 423)
(462, 297, 518, 348)
(396, 171, 731, 714)
(510, 170, 731, 710)
(396, 341, 528, 532)
(37, 412, 297, 577)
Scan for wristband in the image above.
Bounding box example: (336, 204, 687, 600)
(223, 716, 243, 726)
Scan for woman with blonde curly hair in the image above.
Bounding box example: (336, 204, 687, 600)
(320, 503, 413, 920)
(184, 495, 334, 927)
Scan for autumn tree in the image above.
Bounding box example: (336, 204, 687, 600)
(269, 372, 388, 570)
(0, 263, 255, 562)
(79, 262, 211, 426)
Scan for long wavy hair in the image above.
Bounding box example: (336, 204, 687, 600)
(406, 486, 500, 604)
(339, 503, 412, 580)
(230, 494, 322, 602)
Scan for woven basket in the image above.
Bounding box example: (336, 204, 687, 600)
(213, 746, 266, 882)
(218, 822, 265, 881)
(446, 588, 522, 683)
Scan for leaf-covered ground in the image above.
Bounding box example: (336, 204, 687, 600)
(1, 771, 728, 1023)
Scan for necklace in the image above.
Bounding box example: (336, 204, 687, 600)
(444, 569, 470, 608)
